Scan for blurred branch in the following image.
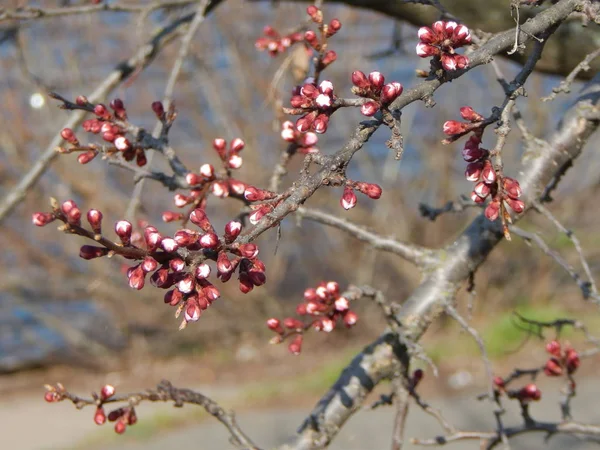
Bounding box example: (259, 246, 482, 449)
(0, 7, 223, 224)
(533, 200, 598, 296)
(510, 226, 599, 302)
(419, 195, 481, 221)
(125, 0, 213, 220)
(410, 421, 600, 448)
(47, 380, 260, 450)
(296, 206, 437, 267)
(0, 0, 196, 22)
(542, 47, 600, 101)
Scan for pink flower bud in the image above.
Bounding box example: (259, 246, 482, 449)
(161, 238, 179, 253)
(217, 252, 233, 274)
(351, 70, 370, 89)
(267, 318, 283, 333)
(162, 211, 184, 223)
(238, 272, 254, 294)
(288, 334, 303, 355)
(296, 112, 317, 132)
(213, 138, 226, 157)
(505, 198, 525, 214)
(566, 349, 580, 373)
(173, 229, 196, 247)
(470, 191, 486, 203)
(319, 80, 334, 96)
(238, 243, 259, 259)
(151, 267, 170, 288)
(184, 298, 202, 322)
(227, 179, 245, 196)
(32, 212, 55, 227)
(100, 384, 115, 400)
(340, 187, 357, 210)
(481, 160, 496, 184)
(440, 53, 458, 71)
(360, 101, 379, 117)
(201, 283, 220, 301)
(443, 120, 467, 136)
(484, 199, 501, 221)
(417, 26, 436, 44)
(453, 24, 471, 45)
(546, 340, 561, 357)
(60, 127, 78, 145)
(503, 177, 522, 199)
(519, 384, 541, 402)
(454, 54, 469, 69)
(86, 209, 103, 233)
(164, 288, 183, 306)
(473, 181, 491, 198)
(313, 113, 329, 134)
(315, 93, 332, 108)
(326, 281, 339, 295)
(114, 136, 131, 151)
(296, 303, 307, 315)
(544, 358, 563, 376)
(460, 106, 483, 122)
(321, 50, 337, 67)
(178, 275, 195, 294)
(343, 310, 358, 327)
(199, 232, 219, 249)
(93, 103, 108, 118)
(304, 30, 319, 49)
(356, 182, 382, 199)
(416, 43, 438, 57)
(94, 407, 106, 425)
(76, 95, 88, 106)
(327, 19, 342, 36)
(225, 221, 242, 241)
(115, 220, 133, 244)
(465, 162, 483, 181)
(128, 265, 145, 290)
(304, 288, 317, 302)
(306, 5, 322, 22)
(195, 263, 211, 279)
(227, 154, 243, 169)
(173, 194, 191, 208)
(381, 82, 403, 104)
(184, 173, 202, 186)
(145, 229, 163, 251)
(77, 150, 97, 164)
(284, 317, 304, 329)
(335, 296, 349, 311)
(462, 146, 487, 162)
(230, 138, 245, 153)
(211, 181, 229, 198)
(151, 101, 164, 118)
(79, 245, 109, 260)
(244, 186, 264, 202)
(199, 163, 215, 179)
(368, 71, 385, 90)
(189, 208, 211, 230)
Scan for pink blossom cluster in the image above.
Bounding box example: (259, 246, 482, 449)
(416, 21, 471, 71)
(289, 80, 337, 134)
(339, 181, 383, 211)
(351, 70, 403, 116)
(255, 25, 303, 57)
(280, 120, 319, 154)
(266, 281, 358, 355)
(33, 199, 266, 328)
(443, 106, 524, 220)
(544, 340, 580, 376)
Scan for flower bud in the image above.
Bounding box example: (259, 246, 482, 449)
(417, 26, 436, 44)
(93, 104, 108, 118)
(381, 82, 403, 104)
(128, 265, 145, 290)
(211, 181, 229, 198)
(340, 187, 357, 210)
(343, 310, 358, 327)
(416, 43, 438, 57)
(79, 245, 109, 260)
(94, 407, 106, 425)
(566, 348, 580, 374)
(503, 177, 522, 199)
(151, 101, 164, 118)
(443, 120, 467, 136)
(313, 114, 329, 134)
(351, 70, 370, 89)
(545, 340, 561, 357)
(356, 182, 382, 199)
(360, 101, 379, 117)
(460, 106, 483, 122)
(519, 383, 541, 402)
(484, 199, 501, 221)
(184, 298, 202, 322)
(544, 358, 563, 376)
(228, 154, 243, 169)
(164, 288, 183, 306)
(306, 5, 322, 23)
(238, 272, 254, 294)
(505, 197, 525, 214)
(189, 208, 212, 231)
(115, 220, 133, 244)
(32, 212, 55, 227)
(169, 258, 185, 272)
(321, 50, 337, 67)
(195, 263, 211, 280)
(161, 238, 179, 253)
(283, 317, 304, 330)
(368, 71, 385, 90)
(288, 334, 303, 355)
(199, 232, 219, 249)
(473, 181, 491, 198)
(465, 162, 483, 181)
(100, 384, 115, 400)
(304, 30, 319, 49)
(481, 160, 496, 184)
(114, 136, 131, 151)
(60, 128, 79, 145)
(178, 275, 195, 294)
(77, 150, 97, 164)
(327, 19, 342, 36)
(237, 243, 259, 259)
(267, 318, 283, 333)
(162, 211, 184, 223)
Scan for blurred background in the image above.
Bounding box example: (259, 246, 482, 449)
(0, 1, 599, 449)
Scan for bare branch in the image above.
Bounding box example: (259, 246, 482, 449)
(296, 207, 437, 267)
(543, 47, 600, 101)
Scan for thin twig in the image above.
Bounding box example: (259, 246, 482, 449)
(542, 47, 600, 101)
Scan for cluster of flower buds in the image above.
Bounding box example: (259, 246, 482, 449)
(351, 70, 403, 116)
(340, 180, 383, 210)
(443, 106, 525, 222)
(33, 200, 266, 329)
(288, 79, 337, 134)
(266, 281, 359, 355)
(56, 96, 151, 166)
(544, 340, 580, 376)
(493, 377, 542, 404)
(255, 25, 303, 57)
(280, 121, 319, 154)
(304, 6, 341, 70)
(416, 21, 471, 71)
(242, 185, 281, 225)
